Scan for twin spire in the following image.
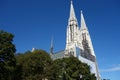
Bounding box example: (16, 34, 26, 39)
(69, 0, 87, 30)
(51, 0, 88, 55)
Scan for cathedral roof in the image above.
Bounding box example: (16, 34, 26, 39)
(51, 50, 65, 60)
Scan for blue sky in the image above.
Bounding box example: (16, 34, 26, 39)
(0, 0, 120, 79)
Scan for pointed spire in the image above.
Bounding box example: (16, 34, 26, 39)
(80, 10, 88, 30)
(69, 0, 76, 20)
(50, 37, 53, 55)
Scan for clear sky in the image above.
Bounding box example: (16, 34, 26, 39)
(0, 0, 120, 79)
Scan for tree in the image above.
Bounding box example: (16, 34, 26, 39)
(52, 57, 96, 80)
(16, 50, 96, 80)
(16, 50, 53, 80)
(0, 30, 16, 80)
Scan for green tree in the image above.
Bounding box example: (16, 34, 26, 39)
(16, 50, 53, 80)
(53, 57, 96, 80)
(16, 50, 96, 80)
(0, 30, 16, 80)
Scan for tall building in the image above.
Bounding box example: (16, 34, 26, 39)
(51, 1, 100, 80)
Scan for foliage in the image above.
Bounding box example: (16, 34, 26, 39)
(16, 50, 53, 80)
(52, 56, 96, 80)
(0, 30, 16, 80)
(16, 51, 96, 80)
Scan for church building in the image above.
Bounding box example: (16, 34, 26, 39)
(51, 1, 100, 80)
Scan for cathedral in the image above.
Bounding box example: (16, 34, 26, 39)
(51, 1, 100, 80)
